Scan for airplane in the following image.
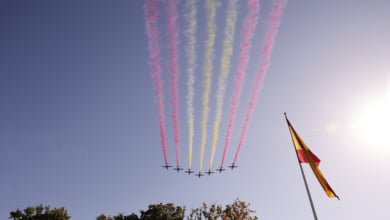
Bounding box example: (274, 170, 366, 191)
(185, 168, 194, 175)
(205, 169, 214, 176)
(173, 166, 183, 172)
(162, 163, 172, 170)
(195, 172, 204, 178)
(216, 166, 226, 173)
(228, 163, 238, 170)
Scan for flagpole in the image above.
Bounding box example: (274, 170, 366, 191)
(284, 112, 318, 220)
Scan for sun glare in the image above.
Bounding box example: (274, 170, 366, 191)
(353, 92, 390, 149)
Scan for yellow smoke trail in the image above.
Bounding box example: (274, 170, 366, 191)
(209, 0, 238, 170)
(184, 0, 198, 169)
(199, 0, 217, 171)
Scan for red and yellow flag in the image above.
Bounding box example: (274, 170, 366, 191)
(286, 117, 339, 199)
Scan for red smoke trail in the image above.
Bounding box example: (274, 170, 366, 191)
(166, 0, 181, 167)
(144, 0, 168, 164)
(233, 0, 288, 163)
(221, 0, 260, 168)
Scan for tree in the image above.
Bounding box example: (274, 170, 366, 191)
(97, 199, 257, 220)
(96, 203, 185, 220)
(140, 203, 185, 220)
(188, 199, 258, 220)
(96, 213, 139, 220)
(9, 204, 70, 220)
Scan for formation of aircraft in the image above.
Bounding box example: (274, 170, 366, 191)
(161, 163, 238, 176)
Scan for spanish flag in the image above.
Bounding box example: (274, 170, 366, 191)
(286, 115, 339, 199)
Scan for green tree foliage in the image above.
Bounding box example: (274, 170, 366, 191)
(188, 199, 258, 220)
(140, 203, 185, 220)
(97, 199, 257, 220)
(96, 213, 139, 220)
(96, 203, 184, 220)
(9, 204, 70, 220)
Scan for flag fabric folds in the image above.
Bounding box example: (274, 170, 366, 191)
(293, 135, 321, 167)
(286, 116, 339, 199)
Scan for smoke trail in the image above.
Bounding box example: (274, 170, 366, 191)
(233, 0, 288, 163)
(199, 0, 217, 171)
(184, 0, 198, 169)
(209, 0, 238, 170)
(166, 0, 181, 167)
(220, 0, 260, 167)
(144, 0, 168, 164)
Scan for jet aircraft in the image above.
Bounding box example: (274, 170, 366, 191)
(173, 166, 183, 172)
(205, 169, 214, 176)
(195, 172, 204, 178)
(216, 166, 226, 173)
(228, 163, 238, 170)
(185, 168, 194, 175)
(162, 163, 172, 170)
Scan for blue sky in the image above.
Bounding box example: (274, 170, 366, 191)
(1, 0, 390, 219)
